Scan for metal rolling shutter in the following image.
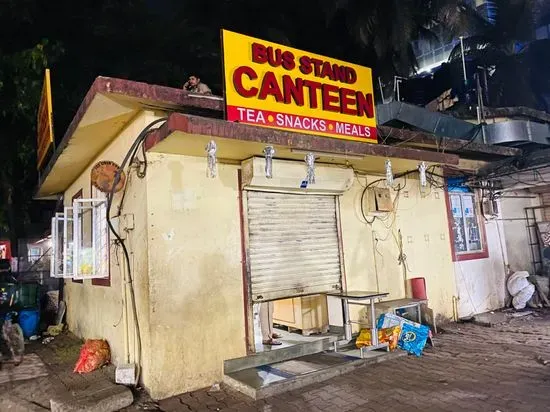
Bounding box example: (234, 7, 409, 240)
(246, 191, 342, 302)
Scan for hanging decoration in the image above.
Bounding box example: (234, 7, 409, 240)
(205, 140, 217, 178)
(385, 159, 393, 187)
(263, 146, 275, 179)
(418, 162, 427, 187)
(305, 152, 316, 184)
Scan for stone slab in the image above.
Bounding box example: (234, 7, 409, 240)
(50, 383, 133, 412)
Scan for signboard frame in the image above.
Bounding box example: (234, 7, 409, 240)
(37, 68, 54, 170)
(221, 29, 377, 143)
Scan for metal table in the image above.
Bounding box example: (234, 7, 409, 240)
(326, 290, 389, 357)
(376, 298, 428, 324)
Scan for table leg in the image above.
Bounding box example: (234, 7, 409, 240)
(342, 298, 352, 341)
(370, 298, 378, 346)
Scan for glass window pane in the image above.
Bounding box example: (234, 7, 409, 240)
(463, 195, 482, 252)
(64, 207, 75, 278)
(450, 194, 467, 253)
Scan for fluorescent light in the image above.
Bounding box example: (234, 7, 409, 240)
(290, 148, 364, 160)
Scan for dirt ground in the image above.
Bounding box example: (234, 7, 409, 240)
(1, 309, 550, 411)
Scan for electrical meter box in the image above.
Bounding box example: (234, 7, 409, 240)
(367, 187, 393, 212)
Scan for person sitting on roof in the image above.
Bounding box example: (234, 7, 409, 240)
(183, 75, 212, 95)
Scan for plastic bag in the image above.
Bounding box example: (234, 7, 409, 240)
(398, 322, 430, 357)
(74, 339, 111, 374)
(507, 271, 535, 309)
(356, 326, 400, 351)
(512, 283, 535, 310)
(507, 271, 530, 296)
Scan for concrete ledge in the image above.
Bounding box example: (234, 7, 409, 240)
(50, 384, 133, 412)
(224, 336, 340, 374)
(225, 350, 406, 400)
(0, 394, 48, 411)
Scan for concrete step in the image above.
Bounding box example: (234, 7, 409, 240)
(50, 382, 133, 412)
(224, 348, 405, 400)
(224, 335, 340, 374)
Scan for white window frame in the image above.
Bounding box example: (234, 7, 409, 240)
(73, 198, 109, 280)
(50, 212, 64, 278)
(50, 210, 76, 278)
(28, 247, 42, 263)
(449, 191, 484, 254)
(63, 206, 75, 277)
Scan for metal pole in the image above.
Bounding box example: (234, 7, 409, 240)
(459, 36, 467, 86)
(342, 298, 352, 341)
(378, 77, 387, 104)
(370, 298, 378, 346)
(397, 79, 401, 102)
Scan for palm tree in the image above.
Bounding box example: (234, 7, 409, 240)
(320, 0, 460, 78)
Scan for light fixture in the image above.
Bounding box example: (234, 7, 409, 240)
(263, 146, 275, 179)
(305, 152, 316, 184)
(205, 140, 217, 178)
(385, 159, 393, 187)
(418, 162, 427, 187)
(290, 148, 364, 160)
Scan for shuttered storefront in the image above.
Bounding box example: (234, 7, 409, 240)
(246, 190, 343, 302)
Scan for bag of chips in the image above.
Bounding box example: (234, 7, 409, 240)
(398, 322, 430, 357)
(356, 326, 401, 351)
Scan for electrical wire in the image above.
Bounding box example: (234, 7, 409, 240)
(106, 117, 167, 386)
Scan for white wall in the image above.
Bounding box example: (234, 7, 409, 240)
(455, 190, 539, 318)
(454, 218, 507, 318)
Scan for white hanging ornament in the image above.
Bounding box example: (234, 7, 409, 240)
(205, 140, 217, 178)
(385, 159, 393, 187)
(263, 146, 275, 179)
(305, 152, 316, 184)
(418, 162, 427, 187)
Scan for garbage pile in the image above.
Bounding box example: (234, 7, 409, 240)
(74, 339, 111, 374)
(356, 313, 432, 357)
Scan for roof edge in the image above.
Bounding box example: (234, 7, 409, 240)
(145, 113, 460, 166)
(36, 76, 225, 197)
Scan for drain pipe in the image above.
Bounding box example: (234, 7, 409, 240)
(371, 232, 381, 293)
(452, 296, 460, 322)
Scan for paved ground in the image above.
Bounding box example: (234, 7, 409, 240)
(1, 310, 550, 411)
(158, 310, 550, 412)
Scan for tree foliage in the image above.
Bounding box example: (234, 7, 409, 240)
(0, 39, 62, 246)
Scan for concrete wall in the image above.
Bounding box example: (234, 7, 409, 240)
(144, 153, 246, 399)
(454, 190, 539, 318)
(454, 217, 508, 318)
(337, 175, 457, 326)
(64, 111, 160, 372)
(500, 191, 540, 273)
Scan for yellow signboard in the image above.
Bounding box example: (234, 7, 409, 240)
(221, 30, 377, 143)
(37, 69, 54, 170)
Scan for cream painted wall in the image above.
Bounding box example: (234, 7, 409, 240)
(63, 111, 161, 373)
(144, 153, 246, 400)
(337, 174, 457, 326)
